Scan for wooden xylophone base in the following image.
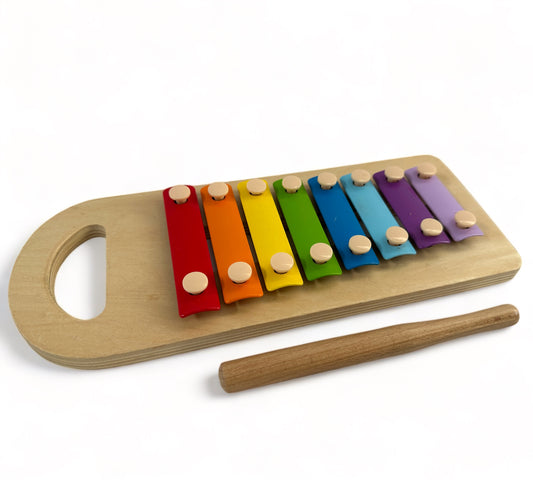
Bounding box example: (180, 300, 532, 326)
(8, 155, 521, 368)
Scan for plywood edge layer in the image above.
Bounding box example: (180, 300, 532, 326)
(29, 267, 520, 369)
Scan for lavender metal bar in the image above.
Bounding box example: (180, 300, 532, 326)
(404, 167, 483, 242)
(373, 170, 450, 249)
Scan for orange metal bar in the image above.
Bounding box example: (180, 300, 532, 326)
(201, 185, 263, 303)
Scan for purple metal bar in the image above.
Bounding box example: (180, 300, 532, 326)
(374, 170, 450, 249)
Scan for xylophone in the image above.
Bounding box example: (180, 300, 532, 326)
(8, 155, 521, 369)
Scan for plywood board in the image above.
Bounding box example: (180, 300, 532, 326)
(8, 155, 521, 368)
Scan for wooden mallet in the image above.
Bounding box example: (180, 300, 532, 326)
(219, 304, 519, 393)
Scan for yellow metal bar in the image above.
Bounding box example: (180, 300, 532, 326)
(238, 180, 303, 291)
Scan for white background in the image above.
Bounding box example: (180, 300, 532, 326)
(1, 1, 532, 479)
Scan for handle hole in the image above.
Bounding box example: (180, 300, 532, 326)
(53, 230, 106, 320)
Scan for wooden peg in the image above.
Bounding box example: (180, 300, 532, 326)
(208, 182, 229, 201)
(182, 271, 208, 295)
(417, 162, 437, 179)
(246, 179, 267, 196)
(281, 175, 302, 193)
(348, 235, 371, 255)
(168, 185, 191, 204)
(384, 166, 404, 182)
(351, 169, 371, 186)
(386, 226, 409, 246)
(227, 262, 252, 284)
(317, 172, 337, 190)
(309, 243, 333, 264)
(218, 304, 519, 392)
(270, 252, 294, 274)
(420, 218, 444, 237)
(455, 210, 477, 229)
